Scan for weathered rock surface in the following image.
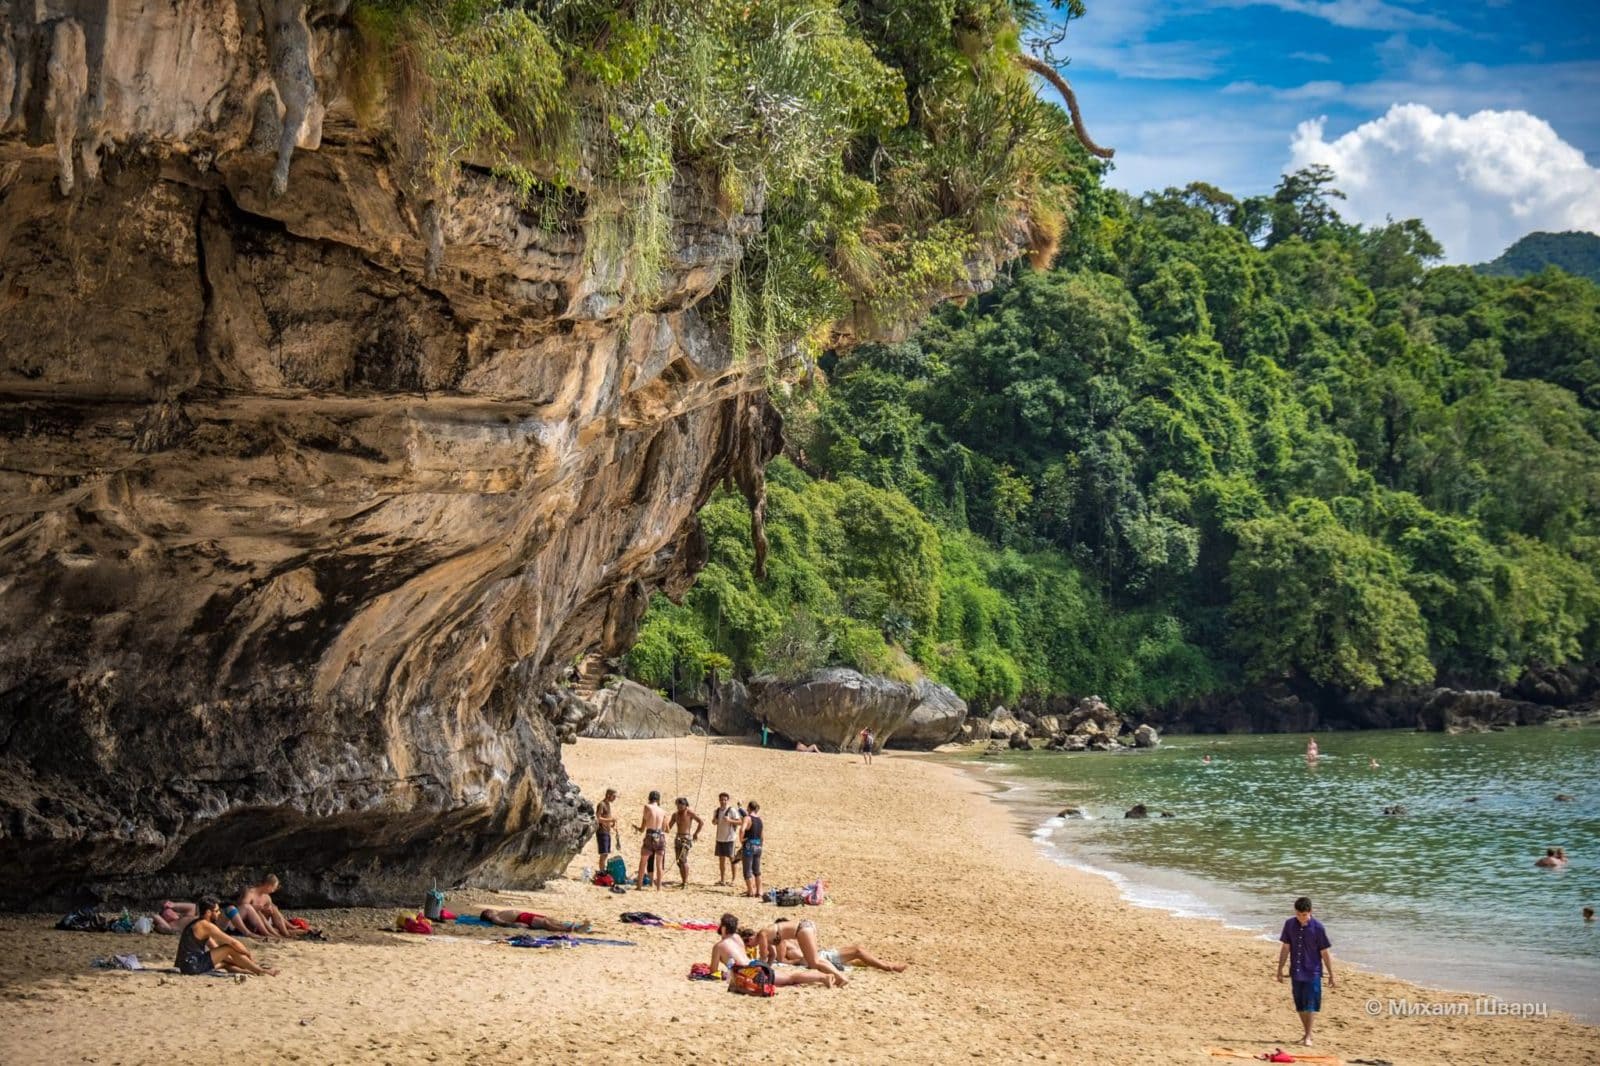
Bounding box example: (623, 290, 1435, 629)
(707, 678, 756, 737)
(579, 681, 694, 740)
(1133, 723, 1160, 748)
(885, 680, 968, 750)
(748, 669, 917, 752)
(0, 1, 786, 907)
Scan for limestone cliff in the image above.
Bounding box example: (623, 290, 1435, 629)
(0, 2, 1026, 906)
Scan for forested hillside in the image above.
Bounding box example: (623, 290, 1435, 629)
(1478, 231, 1600, 286)
(625, 170, 1600, 713)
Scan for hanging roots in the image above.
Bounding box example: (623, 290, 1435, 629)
(1017, 53, 1114, 160)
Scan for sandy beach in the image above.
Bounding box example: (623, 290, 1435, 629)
(0, 738, 1592, 1065)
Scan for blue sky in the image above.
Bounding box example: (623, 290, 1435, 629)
(1054, 0, 1600, 261)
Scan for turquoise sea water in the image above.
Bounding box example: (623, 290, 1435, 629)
(961, 727, 1600, 1022)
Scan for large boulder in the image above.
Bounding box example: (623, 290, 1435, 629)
(708, 679, 756, 736)
(1133, 723, 1160, 748)
(887, 680, 969, 750)
(581, 681, 695, 740)
(1065, 696, 1122, 737)
(1415, 689, 1553, 733)
(988, 706, 1028, 741)
(748, 668, 917, 752)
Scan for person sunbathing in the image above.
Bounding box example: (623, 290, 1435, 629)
(478, 908, 592, 933)
(151, 900, 196, 934)
(775, 937, 909, 973)
(234, 874, 305, 938)
(754, 916, 848, 984)
(794, 742, 820, 753)
(712, 914, 836, 988)
(175, 898, 277, 976)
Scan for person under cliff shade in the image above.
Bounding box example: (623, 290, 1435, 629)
(667, 796, 703, 888)
(478, 909, 592, 933)
(595, 788, 618, 860)
(176, 898, 277, 976)
(636, 790, 669, 890)
(234, 874, 305, 939)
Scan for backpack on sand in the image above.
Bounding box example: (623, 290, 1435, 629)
(728, 961, 776, 997)
(606, 855, 627, 883)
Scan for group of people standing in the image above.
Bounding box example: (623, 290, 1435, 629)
(594, 788, 765, 897)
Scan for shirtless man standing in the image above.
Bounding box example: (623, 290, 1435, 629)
(666, 797, 704, 889)
(710, 913, 836, 989)
(635, 790, 669, 890)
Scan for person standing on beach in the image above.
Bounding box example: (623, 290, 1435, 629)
(713, 793, 743, 886)
(741, 800, 764, 898)
(635, 790, 669, 890)
(859, 728, 875, 765)
(667, 796, 703, 888)
(1276, 896, 1335, 1047)
(595, 788, 618, 861)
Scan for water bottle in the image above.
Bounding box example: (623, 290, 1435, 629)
(581, 865, 593, 882)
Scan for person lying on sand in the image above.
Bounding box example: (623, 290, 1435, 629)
(773, 936, 908, 973)
(235, 874, 305, 938)
(151, 900, 196, 934)
(755, 917, 848, 984)
(711, 914, 836, 988)
(176, 898, 277, 976)
(795, 742, 820, 752)
(478, 909, 592, 933)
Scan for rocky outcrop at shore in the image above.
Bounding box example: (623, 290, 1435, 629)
(748, 668, 919, 751)
(580, 681, 694, 740)
(887, 680, 969, 749)
(707, 678, 756, 737)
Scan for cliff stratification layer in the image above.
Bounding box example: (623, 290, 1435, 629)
(0, 1, 789, 905)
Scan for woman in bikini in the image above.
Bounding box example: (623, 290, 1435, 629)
(755, 917, 848, 984)
(478, 908, 592, 933)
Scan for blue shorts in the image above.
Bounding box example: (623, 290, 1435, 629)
(1291, 977, 1322, 1013)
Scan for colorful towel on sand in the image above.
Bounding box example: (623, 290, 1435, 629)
(504, 934, 635, 949)
(1206, 1049, 1344, 1065)
(453, 915, 494, 926)
(92, 954, 143, 970)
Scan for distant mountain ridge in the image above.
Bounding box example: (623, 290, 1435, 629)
(1476, 231, 1600, 283)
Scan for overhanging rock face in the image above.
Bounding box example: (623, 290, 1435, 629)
(0, 1, 782, 906)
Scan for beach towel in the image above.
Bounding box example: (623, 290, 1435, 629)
(454, 915, 493, 926)
(92, 954, 144, 970)
(1206, 1050, 1342, 1065)
(620, 912, 665, 926)
(503, 934, 636, 948)
(688, 963, 721, 981)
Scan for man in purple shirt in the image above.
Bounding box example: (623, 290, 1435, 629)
(1276, 896, 1335, 1047)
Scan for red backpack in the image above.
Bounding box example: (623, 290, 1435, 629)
(728, 961, 776, 997)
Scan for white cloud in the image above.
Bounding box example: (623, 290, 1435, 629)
(1212, 0, 1456, 32)
(1287, 104, 1600, 262)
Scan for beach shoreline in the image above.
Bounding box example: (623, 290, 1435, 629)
(947, 746, 1600, 1026)
(0, 737, 1593, 1065)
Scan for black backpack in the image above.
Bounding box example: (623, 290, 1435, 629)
(56, 906, 107, 932)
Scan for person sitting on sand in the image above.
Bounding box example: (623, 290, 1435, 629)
(755, 917, 848, 984)
(795, 741, 820, 753)
(151, 900, 197, 934)
(667, 796, 703, 889)
(1536, 848, 1565, 868)
(175, 898, 277, 976)
(636, 790, 669, 891)
(773, 936, 908, 973)
(711, 914, 836, 988)
(235, 874, 304, 939)
(478, 908, 592, 933)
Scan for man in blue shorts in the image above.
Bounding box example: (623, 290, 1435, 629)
(1276, 896, 1335, 1046)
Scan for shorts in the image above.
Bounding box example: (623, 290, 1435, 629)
(742, 841, 763, 879)
(644, 829, 666, 854)
(714, 840, 735, 858)
(596, 830, 611, 857)
(674, 834, 694, 863)
(822, 949, 845, 971)
(1291, 977, 1322, 1013)
(178, 949, 214, 976)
